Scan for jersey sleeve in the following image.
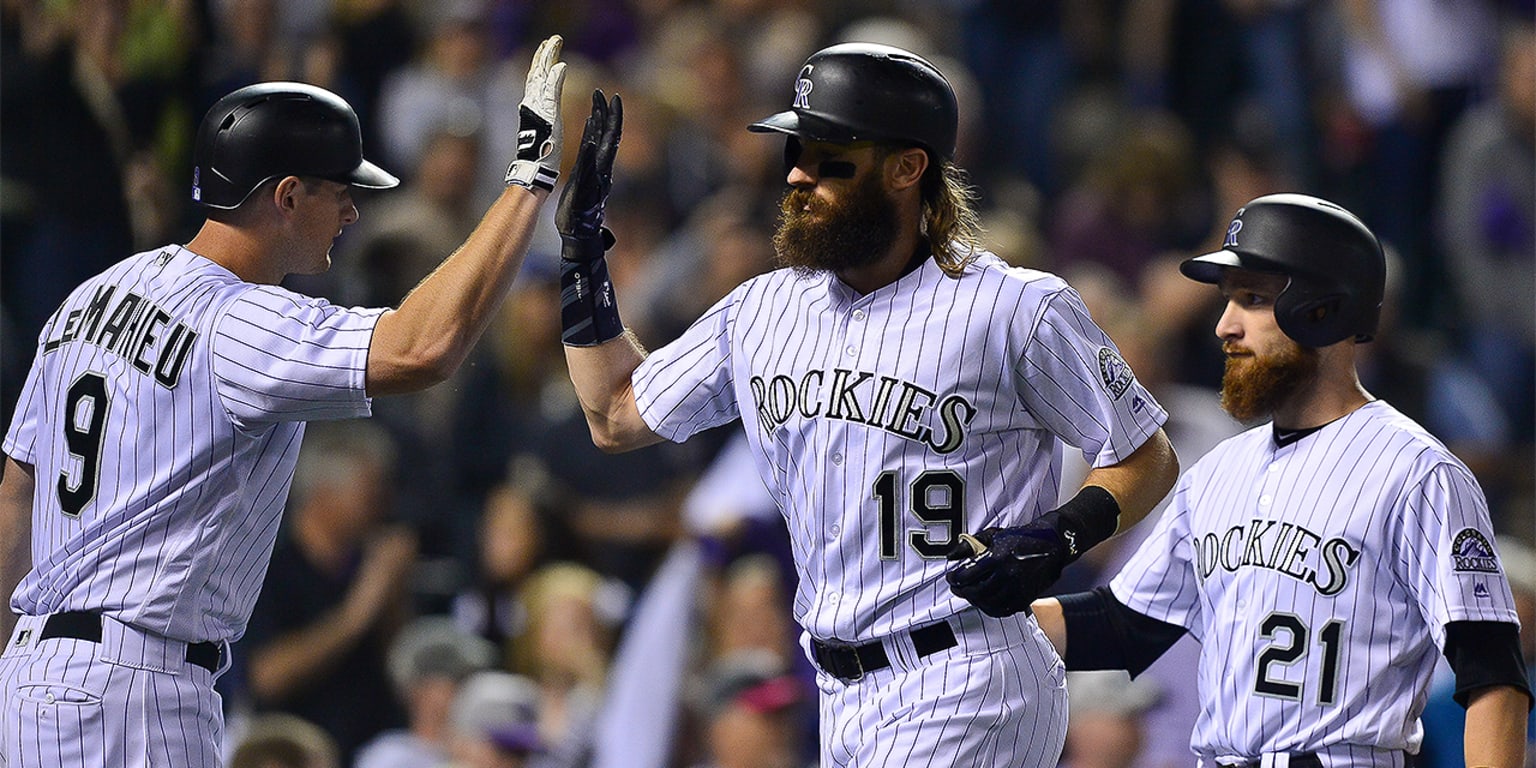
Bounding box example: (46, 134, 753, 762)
(1108, 479, 1205, 638)
(1395, 462, 1519, 646)
(1014, 286, 1167, 467)
(632, 289, 741, 443)
(211, 286, 384, 426)
(2, 355, 46, 465)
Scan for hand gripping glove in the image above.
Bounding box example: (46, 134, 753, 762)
(557, 90, 625, 346)
(945, 486, 1120, 618)
(504, 35, 567, 192)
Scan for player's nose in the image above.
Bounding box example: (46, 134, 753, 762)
(1215, 301, 1243, 340)
(341, 200, 359, 227)
(786, 163, 817, 188)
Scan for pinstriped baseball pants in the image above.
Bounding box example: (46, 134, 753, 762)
(811, 610, 1069, 768)
(0, 615, 226, 767)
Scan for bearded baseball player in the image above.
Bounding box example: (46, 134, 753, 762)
(555, 44, 1177, 766)
(1019, 195, 1533, 767)
(0, 36, 578, 766)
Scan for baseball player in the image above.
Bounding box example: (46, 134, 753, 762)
(553, 44, 1178, 766)
(1013, 194, 1532, 767)
(0, 36, 577, 766)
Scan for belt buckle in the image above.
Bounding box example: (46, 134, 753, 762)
(842, 646, 865, 682)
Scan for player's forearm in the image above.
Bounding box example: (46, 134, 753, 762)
(1463, 685, 1528, 768)
(564, 332, 663, 452)
(0, 458, 35, 639)
(1031, 597, 1067, 657)
(366, 186, 546, 395)
(1082, 428, 1178, 532)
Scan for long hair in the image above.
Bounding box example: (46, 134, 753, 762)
(920, 160, 985, 277)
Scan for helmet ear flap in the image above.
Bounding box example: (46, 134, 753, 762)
(1275, 286, 1350, 348)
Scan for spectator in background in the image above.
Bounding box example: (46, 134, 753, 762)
(1334, 0, 1501, 328)
(1049, 111, 1206, 286)
(2, 0, 140, 407)
(511, 562, 620, 767)
(1059, 671, 1162, 768)
(376, 0, 521, 209)
(445, 671, 547, 768)
(1437, 17, 1536, 446)
(454, 483, 549, 657)
(228, 713, 340, 768)
(689, 651, 810, 768)
(356, 617, 499, 768)
(238, 420, 416, 762)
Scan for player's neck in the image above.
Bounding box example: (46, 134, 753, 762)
(836, 231, 927, 295)
(1271, 365, 1373, 430)
(185, 220, 287, 285)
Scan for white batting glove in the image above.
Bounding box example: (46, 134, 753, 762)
(504, 35, 567, 192)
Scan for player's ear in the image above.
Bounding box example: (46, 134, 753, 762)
(271, 176, 305, 215)
(886, 147, 928, 192)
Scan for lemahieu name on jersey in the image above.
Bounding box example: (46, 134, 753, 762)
(43, 284, 197, 388)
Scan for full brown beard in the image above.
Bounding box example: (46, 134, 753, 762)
(772, 168, 900, 275)
(1219, 340, 1320, 422)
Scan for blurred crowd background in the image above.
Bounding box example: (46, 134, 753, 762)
(2, 0, 1533, 767)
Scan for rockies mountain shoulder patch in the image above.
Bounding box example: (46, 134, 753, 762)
(1098, 347, 1134, 400)
(1451, 528, 1500, 573)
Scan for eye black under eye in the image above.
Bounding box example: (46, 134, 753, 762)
(817, 160, 857, 178)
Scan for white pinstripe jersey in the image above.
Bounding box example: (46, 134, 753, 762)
(1110, 400, 1520, 760)
(3, 245, 381, 644)
(633, 251, 1167, 642)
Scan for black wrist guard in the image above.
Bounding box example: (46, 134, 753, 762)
(559, 228, 623, 346)
(1040, 485, 1121, 561)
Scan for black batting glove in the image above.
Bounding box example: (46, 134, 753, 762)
(557, 90, 622, 260)
(557, 90, 625, 347)
(945, 486, 1121, 618)
(944, 519, 1071, 618)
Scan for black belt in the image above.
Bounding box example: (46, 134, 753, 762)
(811, 620, 957, 682)
(1223, 755, 1323, 768)
(39, 611, 223, 673)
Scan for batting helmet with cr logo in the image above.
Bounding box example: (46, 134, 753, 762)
(192, 82, 398, 209)
(748, 42, 958, 163)
(1181, 193, 1386, 348)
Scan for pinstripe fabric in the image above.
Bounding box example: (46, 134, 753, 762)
(1110, 401, 1519, 765)
(812, 611, 1068, 767)
(1, 616, 223, 768)
(3, 245, 380, 645)
(632, 251, 1165, 761)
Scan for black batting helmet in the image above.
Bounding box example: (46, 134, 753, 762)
(192, 82, 398, 209)
(748, 42, 958, 162)
(1181, 193, 1386, 347)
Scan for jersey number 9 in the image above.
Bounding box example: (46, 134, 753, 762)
(58, 372, 110, 517)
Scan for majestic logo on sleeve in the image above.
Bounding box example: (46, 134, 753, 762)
(1097, 347, 1134, 400)
(1451, 529, 1500, 573)
(749, 368, 977, 453)
(1193, 519, 1361, 595)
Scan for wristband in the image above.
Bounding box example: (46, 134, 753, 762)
(1040, 485, 1121, 560)
(559, 230, 624, 346)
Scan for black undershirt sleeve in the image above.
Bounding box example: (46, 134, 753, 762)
(1442, 620, 1533, 709)
(1057, 586, 1188, 677)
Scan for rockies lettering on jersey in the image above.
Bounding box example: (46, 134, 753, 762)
(749, 369, 978, 453)
(1192, 520, 1361, 595)
(41, 283, 197, 388)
